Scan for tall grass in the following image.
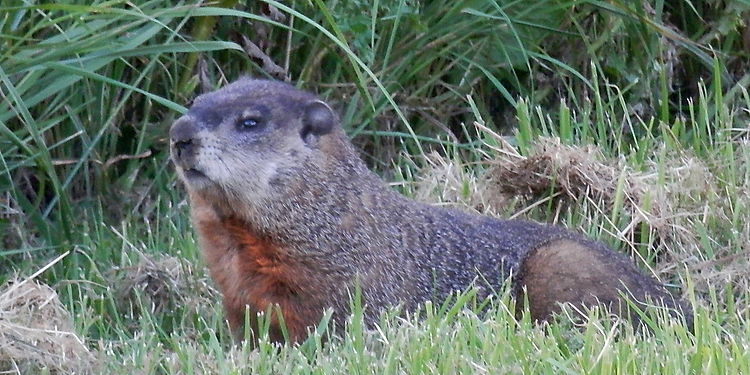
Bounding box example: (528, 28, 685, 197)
(2, 0, 746, 248)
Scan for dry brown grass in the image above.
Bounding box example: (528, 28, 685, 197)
(107, 251, 220, 324)
(483, 137, 678, 244)
(111, 254, 189, 316)
(0, 277, 92, 374)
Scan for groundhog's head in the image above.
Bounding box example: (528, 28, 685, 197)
(170, 78, 337, 202)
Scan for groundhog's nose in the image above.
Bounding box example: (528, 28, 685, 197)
(170, 116, 199, 165)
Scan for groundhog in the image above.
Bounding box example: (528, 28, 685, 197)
(170, 78, 692, 343)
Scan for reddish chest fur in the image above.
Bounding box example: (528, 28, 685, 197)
(191, 199, 321, 342)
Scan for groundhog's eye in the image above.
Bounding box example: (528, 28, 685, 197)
(237, 117, 262, 130)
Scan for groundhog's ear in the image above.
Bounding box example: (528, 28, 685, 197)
(301, 100, 335, 143)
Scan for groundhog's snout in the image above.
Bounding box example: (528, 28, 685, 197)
(170, 116, 200, 169)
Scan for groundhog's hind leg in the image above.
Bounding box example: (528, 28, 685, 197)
(515, 239, 692, 327)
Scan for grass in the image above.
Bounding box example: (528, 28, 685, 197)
(1, 0, 750, 373)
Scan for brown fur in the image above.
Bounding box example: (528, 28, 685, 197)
(516, 239, 678, 323)
(189, 193, 326, 342)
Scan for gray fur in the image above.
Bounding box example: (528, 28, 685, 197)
(171, 78, 691, 335)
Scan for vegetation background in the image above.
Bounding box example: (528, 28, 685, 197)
(1, 0, 749, 373)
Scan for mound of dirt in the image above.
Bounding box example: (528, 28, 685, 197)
(484, 137, 667, 222)
(113, 255, 187, 315)
(108, 252, 218, 321)
(417, 135, 676, 240)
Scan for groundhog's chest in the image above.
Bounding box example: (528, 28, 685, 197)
(195, 215, 326, 341)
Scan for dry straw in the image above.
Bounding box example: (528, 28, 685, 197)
(0, 275, 92, 373)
